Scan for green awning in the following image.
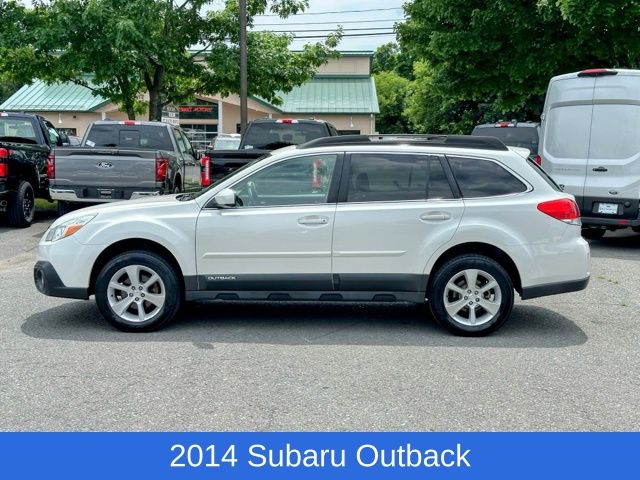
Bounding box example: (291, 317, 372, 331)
(0, 79, 109, 112)
(271, 75, 379, 114)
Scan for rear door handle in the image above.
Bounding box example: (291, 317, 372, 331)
(592, 166, 608, 172)
(420, 212, 452, 222)
(298, 215, 329, 226)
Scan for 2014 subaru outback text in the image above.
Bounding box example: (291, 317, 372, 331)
(34, 135, 590, 336)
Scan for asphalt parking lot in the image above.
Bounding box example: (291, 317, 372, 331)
(1, 210, 639, 431)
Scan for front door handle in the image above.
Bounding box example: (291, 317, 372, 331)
(298, 215, 329, 226)
(592, 166, 608, 172)
(420, 212, 452, 222)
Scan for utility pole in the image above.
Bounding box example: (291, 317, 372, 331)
(239, 0, 248, 134)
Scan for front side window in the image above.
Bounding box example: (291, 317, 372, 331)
(448, 156, 528, 198)
(346, 153, 454, 202)
(232, 154, 338, 207)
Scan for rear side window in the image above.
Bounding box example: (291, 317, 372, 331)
(448, 156, 527, 197)
(347, 153, 454, 202)
(85, 125, 173, 150)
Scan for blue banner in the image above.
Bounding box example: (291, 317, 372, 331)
(1, 432, 637, 479)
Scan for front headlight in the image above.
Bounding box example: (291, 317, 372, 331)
(45, 214, 97, 242)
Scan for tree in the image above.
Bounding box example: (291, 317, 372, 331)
(396, 0, 590, 131)
(373, 71, 410, 133)
(1, 0, 340, 120)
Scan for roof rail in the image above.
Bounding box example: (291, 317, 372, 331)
(298, 134, 509, 151)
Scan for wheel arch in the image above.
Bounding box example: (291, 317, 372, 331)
(427, 242, 522, 294)
(88, 238, 188, 296)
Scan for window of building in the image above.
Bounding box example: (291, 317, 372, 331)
(181, 123, 217, 151)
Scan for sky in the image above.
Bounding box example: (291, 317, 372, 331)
(217, 0, 406, 52)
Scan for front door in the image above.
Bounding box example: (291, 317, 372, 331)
(332, 152, 464, 294)
(195, 153, 341, 292)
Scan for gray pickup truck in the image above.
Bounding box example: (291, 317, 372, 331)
(50, 121, 200, 215)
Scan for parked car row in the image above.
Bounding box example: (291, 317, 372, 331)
(471, 68, 640, 238)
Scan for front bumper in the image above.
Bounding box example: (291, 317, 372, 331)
(34, 261, 89, 299)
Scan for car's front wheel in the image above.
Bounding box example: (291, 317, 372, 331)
(428, 255, 514, 336)
(95, 250, 182, 332)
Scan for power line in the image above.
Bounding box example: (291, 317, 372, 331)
(256, 7, 403, 17)
(254, 18, 405, 26)
(290, 32, 397, 39)
(253, 27, 397, 33)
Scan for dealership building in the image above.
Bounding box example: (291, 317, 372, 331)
(0, 52, 379, 150)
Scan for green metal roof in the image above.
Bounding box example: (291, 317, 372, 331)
(272, 76, 379, 114)
(0, 79, 109, 112)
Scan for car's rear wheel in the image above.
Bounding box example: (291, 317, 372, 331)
(428, 255, 514, 336)
(95, 250, 182, 332)
(581, 228, 606, 240)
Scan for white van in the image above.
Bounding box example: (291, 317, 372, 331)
(539, 68, 640, 238)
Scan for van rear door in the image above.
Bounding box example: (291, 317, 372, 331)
(540, 75, 596, 211)
(583, 73, 640, 221)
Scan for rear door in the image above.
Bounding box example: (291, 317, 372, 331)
(331, 152, 464, 296)
(541, 76, 596, 210)
(583, 73, 640, 221)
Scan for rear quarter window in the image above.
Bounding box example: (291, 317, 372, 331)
(448, 156, 528, 198)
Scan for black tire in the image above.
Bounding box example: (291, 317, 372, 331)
(581, 228, 606, 240)
(173, 177, 182, 194)
(57, 201, 76, 217)
(428, 255, 514, 336)
(7, 180, 35, 228)
(95, 250, 182, 332)
(633, 226, 640, 234)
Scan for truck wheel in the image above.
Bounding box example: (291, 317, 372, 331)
(95, 250, 182, 332)
(428, 255, 514, 336)
(7, 180, 35, 228)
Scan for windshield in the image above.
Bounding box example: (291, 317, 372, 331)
(242, 122, 328, 150)
(213, 137, 241, 150)
(85, 124, 173, 150)
(472, 127, 538, 153)
(0, 118, 38, 143)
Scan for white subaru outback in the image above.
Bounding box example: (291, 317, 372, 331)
(34, 135, 590, 336)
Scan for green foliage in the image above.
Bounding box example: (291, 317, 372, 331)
(397, 0, 638, 133)
(373, 71, 410, 134)
(0, 0, 340, 120)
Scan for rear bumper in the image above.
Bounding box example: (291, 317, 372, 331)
(33, 261, 89, 299)
(50, 187, 161, 203)
(520, 276, 589, 300)
(576, 195, 640, 227)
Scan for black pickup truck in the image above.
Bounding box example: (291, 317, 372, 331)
(0, 112, 68, 227)
(200, 118, 339, 186)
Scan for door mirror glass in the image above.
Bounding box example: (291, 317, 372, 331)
(213, 188, 237, 207)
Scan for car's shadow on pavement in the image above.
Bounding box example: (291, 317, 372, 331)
(22, 300, 587, 348)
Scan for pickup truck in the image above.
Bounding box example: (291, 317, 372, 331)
(200, 118, 339, 186)
(50, 121, 200, 215)
(0, 112, 68, 227)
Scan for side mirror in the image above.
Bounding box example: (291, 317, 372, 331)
(213, 188, 236, 207)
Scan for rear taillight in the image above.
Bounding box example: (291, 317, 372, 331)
(200, 155, 211, 187)
(47, 152, 55, 179)
(155, 156, 168, 182)
(537, 198, 581, 225)
(0, 147, 8, 178)
(534, 154, 542, 166)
